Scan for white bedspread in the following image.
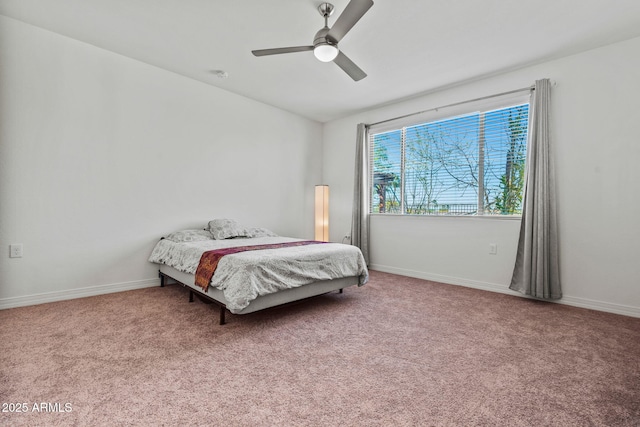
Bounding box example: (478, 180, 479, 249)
(148, 237, 368, 313)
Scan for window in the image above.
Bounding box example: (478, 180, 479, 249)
(370, 103, 529, 216)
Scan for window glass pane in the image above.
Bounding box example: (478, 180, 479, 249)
(405, 114, 480, 214)
(484, 104, 529, 215)
(371, 130, 402, 213)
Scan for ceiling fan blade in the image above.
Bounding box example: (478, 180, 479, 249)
(333, 51, 367, 81)
(252, 46, 314, 57)
(326, 0, 374, 43)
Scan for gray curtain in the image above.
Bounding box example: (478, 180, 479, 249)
(509, 78, 561, 299)
(351, 123, 370, 265)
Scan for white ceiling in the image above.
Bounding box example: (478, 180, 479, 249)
(2, 0, 640, 122)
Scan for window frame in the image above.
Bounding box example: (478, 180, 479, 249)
(368, 92, 531, 219)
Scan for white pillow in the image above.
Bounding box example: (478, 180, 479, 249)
(208, 219, 250, 240)
(164, 229, 213, 243)
(246, 227, 278, 238)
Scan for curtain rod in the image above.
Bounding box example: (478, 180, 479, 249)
(368, 85, 535, 128)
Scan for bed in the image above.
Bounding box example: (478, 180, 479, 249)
(148, 219, 369, 324)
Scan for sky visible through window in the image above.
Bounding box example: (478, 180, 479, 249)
(371, 103, 529, 215)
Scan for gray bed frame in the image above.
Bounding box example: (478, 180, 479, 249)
(158, 264, 358, 325)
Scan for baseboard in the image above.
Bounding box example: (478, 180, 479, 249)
(557, 295, 640, 318)
(3, 268, 639, 319)
(0, 278, 160, 310)
(369, 264, 640, 318)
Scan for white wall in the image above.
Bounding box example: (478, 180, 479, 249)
(2, 16, 639, 318)
(323, 36, 640, 317)
(0, 16, 323, 307)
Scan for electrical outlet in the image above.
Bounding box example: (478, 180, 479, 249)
(489, 243, 497, 255)
(10, 244, 23, 258)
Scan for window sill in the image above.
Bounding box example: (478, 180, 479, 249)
(369, 213, 522, 221)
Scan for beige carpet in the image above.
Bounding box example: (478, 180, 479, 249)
(1, 270, 639, 426)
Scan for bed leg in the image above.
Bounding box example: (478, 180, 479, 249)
(219, 307, 226, 325)
(189, 290, 194, 303)
(339, 288, 343, 294)
(159, 271, 165, 287)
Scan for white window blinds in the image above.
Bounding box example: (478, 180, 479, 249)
(370, 102, 529, 216)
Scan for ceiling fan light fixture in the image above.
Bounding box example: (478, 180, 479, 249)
(314, 43, 339, 62)
(251, 0, 373, 80)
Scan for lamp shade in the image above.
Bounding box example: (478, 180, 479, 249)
(315, 185, 329, 242)
(313, 43, 339, 62)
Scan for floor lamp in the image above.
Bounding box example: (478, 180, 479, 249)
(315, 185, 329, 242)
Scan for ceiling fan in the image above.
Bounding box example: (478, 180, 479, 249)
(251, 0, 374, 81)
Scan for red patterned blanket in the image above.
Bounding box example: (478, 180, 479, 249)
(194, 240, 325, 292)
